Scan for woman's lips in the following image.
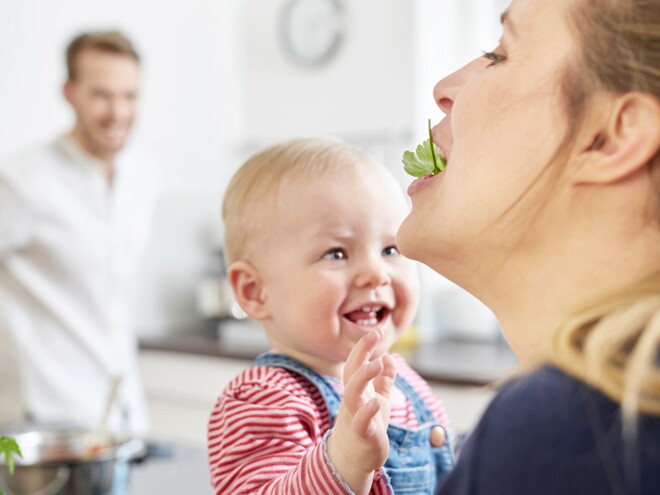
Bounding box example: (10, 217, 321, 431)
(407, 173, 440, 197)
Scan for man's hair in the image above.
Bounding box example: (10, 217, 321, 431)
(222, 137, 379, 265)
(66, 30, 140, 80)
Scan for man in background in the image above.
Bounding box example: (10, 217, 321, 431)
(0, 31, 155, 439)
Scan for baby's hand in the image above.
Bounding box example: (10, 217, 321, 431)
(327, 329, 397, 494)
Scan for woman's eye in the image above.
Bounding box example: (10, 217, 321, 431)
(481, 50, 506, 67)
(323, 248, 346, 261)
(382, 246, 400, 257)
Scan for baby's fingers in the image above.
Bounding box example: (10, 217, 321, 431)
(373, 354, 397, 401)
(343, 358, 383, 413)
(343, 329, 382, 385)
(352, 396, 385, 439)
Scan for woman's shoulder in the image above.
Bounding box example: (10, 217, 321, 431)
(484, 365, 619, 447)
(495, 364, 590, 411)
(440, 364, 660, 494)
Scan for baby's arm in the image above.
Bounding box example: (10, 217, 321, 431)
(327, 328, 397, 495)
(208, 366, 389, 494)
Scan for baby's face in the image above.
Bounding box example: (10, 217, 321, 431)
(255, 164, 419, 375)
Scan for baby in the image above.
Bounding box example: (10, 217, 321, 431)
(208, 137, 453, 494)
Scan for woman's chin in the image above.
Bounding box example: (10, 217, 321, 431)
(396, 213, 426, 262)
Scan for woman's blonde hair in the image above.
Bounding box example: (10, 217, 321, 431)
(222, 137, 377, 265)
(549, 0, 660, 417)
(551, 276, 660, 416)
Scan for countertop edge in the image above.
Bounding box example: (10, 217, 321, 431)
(139, 332, 518, 388)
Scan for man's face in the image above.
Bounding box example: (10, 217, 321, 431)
(64, 48, 140, 161)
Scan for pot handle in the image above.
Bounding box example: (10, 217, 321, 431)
(2, 466, 70, 495)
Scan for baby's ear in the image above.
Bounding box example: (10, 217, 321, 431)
(574, 92, 660, 184)
(227, 261, 270, 320)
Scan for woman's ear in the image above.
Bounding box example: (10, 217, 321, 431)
(575, 92, 660, 184)
(227, 261, 270, 320)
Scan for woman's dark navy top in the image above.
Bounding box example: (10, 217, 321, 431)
(438, 365, 660, 495)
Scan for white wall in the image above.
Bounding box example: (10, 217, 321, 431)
(411, 0, 510, 342)
(0, 0, 509, 339)
(0, 0, 240, 190)
(241, 0, 415, 144)
(0, 0, 242, 334)
(413, 0, 511, 124)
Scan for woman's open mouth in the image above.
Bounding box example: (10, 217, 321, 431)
(343, 305, 391, 326)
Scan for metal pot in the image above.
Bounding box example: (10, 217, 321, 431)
(0, 424, 145, 495)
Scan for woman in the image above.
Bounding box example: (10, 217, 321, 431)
(397, 0, 660, 493)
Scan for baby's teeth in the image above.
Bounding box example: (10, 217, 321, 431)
(361, 305, 381, 312)
(356, 318, 378, 325)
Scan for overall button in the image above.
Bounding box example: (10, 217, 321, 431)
(430, 426, 446, 447)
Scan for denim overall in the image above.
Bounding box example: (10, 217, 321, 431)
(254, 353, 454, 495)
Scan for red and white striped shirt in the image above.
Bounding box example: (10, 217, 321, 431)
(207, 355, 449, 494)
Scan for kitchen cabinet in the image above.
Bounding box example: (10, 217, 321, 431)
(139, 350, 250, 447)
(139, 349, 494, 448)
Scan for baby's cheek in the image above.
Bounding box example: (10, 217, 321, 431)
(387, 313, 410, 351)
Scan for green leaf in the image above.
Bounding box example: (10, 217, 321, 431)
(0, 436, 22, 476)
(402, 147, 432, 177)
(401, 138, 444, 177)
(401, 119, 446, 177)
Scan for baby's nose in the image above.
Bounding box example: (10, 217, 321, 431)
(430, 426, 446, 447)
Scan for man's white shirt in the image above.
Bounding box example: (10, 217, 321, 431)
(0, 135, 156, 436)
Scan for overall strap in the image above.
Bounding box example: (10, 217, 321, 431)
(394, 373, 437, 425)
(254, 352, 342, 422)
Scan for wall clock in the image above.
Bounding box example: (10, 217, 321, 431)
(279, 0, 344, 66)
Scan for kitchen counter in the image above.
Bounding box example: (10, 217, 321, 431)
(139, 321, 518, 387)
(131, 443, 212, 494)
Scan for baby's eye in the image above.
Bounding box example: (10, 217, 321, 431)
(382, 246, 400, 257)
(323, 248, 347, 261)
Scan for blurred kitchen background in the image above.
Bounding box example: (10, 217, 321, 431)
(1, 0, 514, 492)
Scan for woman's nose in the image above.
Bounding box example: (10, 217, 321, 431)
(433, 76, 455, 115)
(433, 57, 481, 115)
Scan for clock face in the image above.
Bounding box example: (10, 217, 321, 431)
(280, 0, 344, 66)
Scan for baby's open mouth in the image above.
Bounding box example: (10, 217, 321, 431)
(343, 305, 390, 326)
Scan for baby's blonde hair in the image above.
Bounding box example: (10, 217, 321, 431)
(222, 137, 379, 265)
